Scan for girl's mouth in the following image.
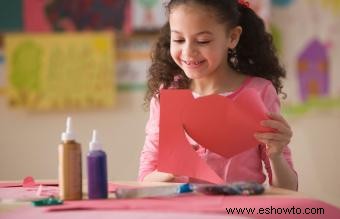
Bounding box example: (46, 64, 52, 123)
(182, 60, 205, 68)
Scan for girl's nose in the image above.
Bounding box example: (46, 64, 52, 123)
(183, 43, 198, 58)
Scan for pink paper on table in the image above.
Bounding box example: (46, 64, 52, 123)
(158, 88, 271, 183)
(0, 186, 59, 201)
(0, 176, 58, 188)
(0, 182, 24, 188)
(46, 195, 340, 219)
(0, 183, 131, 202)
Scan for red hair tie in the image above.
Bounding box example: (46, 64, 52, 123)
(238, 0, 250, 8)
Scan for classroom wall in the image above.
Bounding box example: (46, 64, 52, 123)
(0, 91, 148, 182)
(287, 110, 340, 207)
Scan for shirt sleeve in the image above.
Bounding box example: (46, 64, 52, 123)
(137, 96, 160, 181)
(262, 83, 295, 168)
(261, 82, 298, 185)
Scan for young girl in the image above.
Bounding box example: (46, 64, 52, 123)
(138, 0, 298, 190)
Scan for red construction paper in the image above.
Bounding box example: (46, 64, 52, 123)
(158, 90, 224, 184)
(158, 89, 271, 183)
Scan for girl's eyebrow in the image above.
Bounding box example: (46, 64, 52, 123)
(171, 30, 213, 36)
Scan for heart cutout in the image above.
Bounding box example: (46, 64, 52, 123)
(181, 88, 270, 158)
(22, 176, 36, 187)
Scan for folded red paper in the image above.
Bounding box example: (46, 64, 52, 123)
(158, 88, 271, 183)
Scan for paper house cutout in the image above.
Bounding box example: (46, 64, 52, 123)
(297, 39, 329, 101)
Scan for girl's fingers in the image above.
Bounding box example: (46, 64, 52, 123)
(254, 132, 288, 141)
(255, 137, 269, 145)
(261, 120, 293, 138)
(267, 112, 290, 128)
(256, 113, 293, 149)
(254, 136, 288, 147)
(256, 135, 290, 146)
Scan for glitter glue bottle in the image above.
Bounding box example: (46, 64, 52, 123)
(58, 117, 82, 200)
(87, 130, 108, 199)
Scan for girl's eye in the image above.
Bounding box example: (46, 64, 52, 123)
(197, 41, 210, 44)
(172, 39, 185, 43)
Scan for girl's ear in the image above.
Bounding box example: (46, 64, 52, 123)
(228, 26, 242, 49)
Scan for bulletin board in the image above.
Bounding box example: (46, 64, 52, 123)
(4, 32, 116, 110)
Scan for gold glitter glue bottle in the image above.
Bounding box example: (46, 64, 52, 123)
(58, 116, 82, 200)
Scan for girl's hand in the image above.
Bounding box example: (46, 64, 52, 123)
(143, 171, 175, 182)
(254, 112, 293, 159)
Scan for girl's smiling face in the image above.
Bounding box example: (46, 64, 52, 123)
(169, 3, 241, 81)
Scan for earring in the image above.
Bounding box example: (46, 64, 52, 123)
(228, 48, 239, 70)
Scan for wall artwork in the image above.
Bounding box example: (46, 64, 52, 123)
(116, 35, 155, 90)
(5, 33, 116, 110)
(271, 0, 340, 114)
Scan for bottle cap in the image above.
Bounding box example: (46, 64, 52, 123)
(89, 129, 102, 151)
(61, 117, 75, 141)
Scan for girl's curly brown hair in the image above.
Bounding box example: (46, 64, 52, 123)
(144, 0, 286, 107)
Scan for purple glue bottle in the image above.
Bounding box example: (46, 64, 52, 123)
(87, 130, 108, 199)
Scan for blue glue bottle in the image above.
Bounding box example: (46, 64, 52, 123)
(87, 130, 108, 199)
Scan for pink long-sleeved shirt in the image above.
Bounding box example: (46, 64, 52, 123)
(138, 77, 296, 184)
